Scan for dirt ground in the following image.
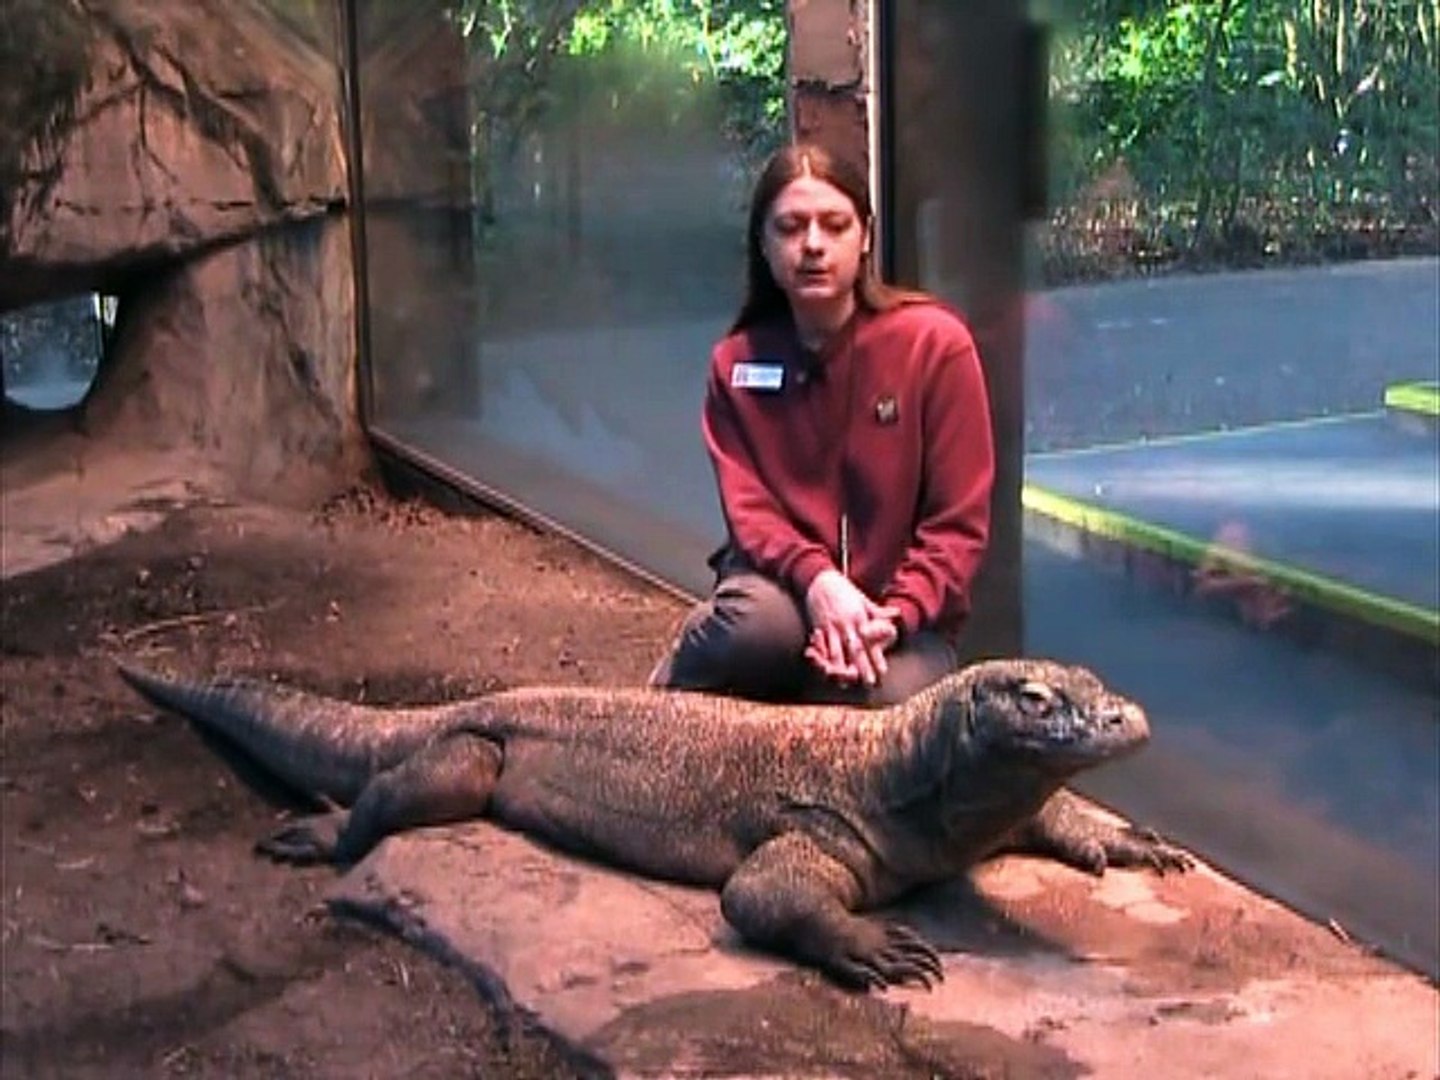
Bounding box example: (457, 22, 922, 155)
(1, 451, 1436, 1078)
(0, 469, 686, 1078)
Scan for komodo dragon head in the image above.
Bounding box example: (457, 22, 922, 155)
(952, 657, 1151, 772)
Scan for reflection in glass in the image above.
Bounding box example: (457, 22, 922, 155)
(1018, 2, 1439, 975)
(254, 0, 340, 53)
(881, 1, 1031, 658)
(354, 2, 786, 588)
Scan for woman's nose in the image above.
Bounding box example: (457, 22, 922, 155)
(803, 221, 825, 250)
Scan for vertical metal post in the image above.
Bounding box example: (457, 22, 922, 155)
(863, 0, 883, 262)
(336, 0, 374, 429)
(878, 1, 1029, 659)
(787, 0, 869, 176)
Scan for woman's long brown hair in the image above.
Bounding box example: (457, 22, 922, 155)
(731, 142, 930, 333)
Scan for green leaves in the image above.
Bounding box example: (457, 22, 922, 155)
(449, 0, 783, 156)
(561, 0, 785, 151)
(1048, 0, 1438, 277)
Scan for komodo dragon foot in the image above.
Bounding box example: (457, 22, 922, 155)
(258, 809, 349, 865)
(1095, 824, 1193, 874)
(1013, 788, 1192, 875)
(816, 918, 945, 991)
(719, 832, 945, 991)
(260, 733, 502, 867)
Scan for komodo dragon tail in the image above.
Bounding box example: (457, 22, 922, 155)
(117, 663, 480, 805)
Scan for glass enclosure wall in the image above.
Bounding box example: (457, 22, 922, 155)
(351, 2, 786, 591)
(347, 0, 1437, 975)
(880, 1, 1035, 660)
(889, 2, 1438, 974)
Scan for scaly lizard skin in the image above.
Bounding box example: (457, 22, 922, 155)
(118, 658, 1188, 989)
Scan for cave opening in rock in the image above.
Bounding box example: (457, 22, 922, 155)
(1, 292, 116, 413)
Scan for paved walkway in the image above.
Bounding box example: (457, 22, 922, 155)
(1026, 412, 1439, 616)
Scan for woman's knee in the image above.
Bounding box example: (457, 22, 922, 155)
(710, 573, 807, 656)
(653, 573, 806, 694)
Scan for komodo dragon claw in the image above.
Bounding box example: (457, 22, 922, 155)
(257, 810, 348, 865)
(1014, 789, 1195, 877)
(1109, 826, 1194, 874)
(833, 921, 945, 991)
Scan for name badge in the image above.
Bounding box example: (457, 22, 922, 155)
(731, 362, 785, 391)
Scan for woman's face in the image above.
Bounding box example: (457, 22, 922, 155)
(762, 175, 868, 313)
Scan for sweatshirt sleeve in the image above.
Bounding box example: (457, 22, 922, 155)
(702, 361, 834, 596)
(880, 337, 994, 635)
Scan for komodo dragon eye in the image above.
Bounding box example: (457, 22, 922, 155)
(1016, 680, 1060, 717)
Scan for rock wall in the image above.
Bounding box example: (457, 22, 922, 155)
(4, 0, 347, 304)
(84, 216, 358, 499)
(1, 0, 364, 504)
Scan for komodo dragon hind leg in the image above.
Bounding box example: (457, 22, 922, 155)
(1009, 788, 1192, 875)
(258, 733, 503, 867)
(719, 832, 944, 991)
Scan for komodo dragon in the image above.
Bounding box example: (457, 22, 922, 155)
(118, 658, 1189, 990)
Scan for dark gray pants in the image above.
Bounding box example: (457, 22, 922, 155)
(648, 570, 958, 707)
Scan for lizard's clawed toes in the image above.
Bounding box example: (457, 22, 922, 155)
(1111, 826, 1194, 874)
(256, 811, 348, 865)
(833, 921, 945, 991)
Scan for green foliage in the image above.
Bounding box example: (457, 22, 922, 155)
(451, 0, 785, 156)
(582, 0, 786, 154)
(1047, 0, 1439, 279)
(565, 0, 785, 127)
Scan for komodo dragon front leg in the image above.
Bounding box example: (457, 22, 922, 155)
(260, 732, 503, 866)
(719, 832, 944, 991)
(1007, 788, 1192, 874)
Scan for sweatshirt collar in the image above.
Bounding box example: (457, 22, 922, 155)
(791, 306, 867, 365)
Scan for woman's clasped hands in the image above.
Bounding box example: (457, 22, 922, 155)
(803, 569, 901, 688)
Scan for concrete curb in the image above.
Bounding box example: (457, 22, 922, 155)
(1385, 379, 1439, 435)
(1022, 483, 1439, 693)
(1384, 380, 1440, 419)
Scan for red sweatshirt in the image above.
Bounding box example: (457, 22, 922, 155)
(703, 301, 995, 639)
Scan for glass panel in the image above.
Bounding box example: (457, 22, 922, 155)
(1, 294, 111, 411)
(885, 0, 1437, 978)
(880, 0, 1031, 659)
(254, 0, 340, 51)
(1022, 2, 1439, 975)
(353, 1, 786, 592)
